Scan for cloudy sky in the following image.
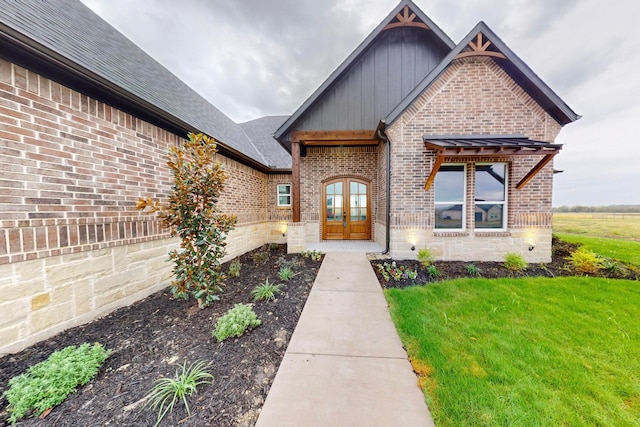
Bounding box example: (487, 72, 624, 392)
(80, 0, 639, 207)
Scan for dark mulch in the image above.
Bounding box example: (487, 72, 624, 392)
(0, 244, 322, 427)
(372, 237, 639, 289)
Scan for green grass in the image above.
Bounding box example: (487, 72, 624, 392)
(386, 277, 640, 427)
(556, 233, 640, 266)
(553, 213, 640, 241)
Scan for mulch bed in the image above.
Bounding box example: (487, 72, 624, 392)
(372, 237, 639, 289)
(2, 238, 637, 426)
(0, 244, 322, 427)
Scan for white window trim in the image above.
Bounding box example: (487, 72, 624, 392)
(434, 163, 467, 232)
(277, 184, 292, 207)
(474, 162, 508, 232)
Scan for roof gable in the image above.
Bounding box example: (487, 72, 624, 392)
(275, 0, 454, 142)
(386, 21, 580, 126)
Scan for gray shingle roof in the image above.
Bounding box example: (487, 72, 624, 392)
(0, 0, 288, 170)
(239, 116, 292, 169)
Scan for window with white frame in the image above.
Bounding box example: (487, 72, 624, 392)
(277, 184, 291, 206)
(474, 163, 507, 230)
(434, 164, 466, 230)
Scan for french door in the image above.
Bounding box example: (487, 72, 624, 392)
(322, 178, 370, 240)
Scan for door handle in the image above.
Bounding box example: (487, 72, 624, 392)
(343, 221, 346, 228)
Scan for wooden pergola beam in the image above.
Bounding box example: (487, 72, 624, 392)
(291, 142, 301, 222)
(302, 139, 378, 146)
(516, 154, 556, 190)
(291, 130, 376, 142)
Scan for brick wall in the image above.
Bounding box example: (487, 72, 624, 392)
(0, 59, 284, 353)
(299, 146, 378, 240)
(387, 56, 563, 261)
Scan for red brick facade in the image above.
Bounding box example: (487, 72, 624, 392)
(383, 56, 563, 260)
(0, 59, 286, 266)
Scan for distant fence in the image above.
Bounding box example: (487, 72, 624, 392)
(553, 212, 640, 220)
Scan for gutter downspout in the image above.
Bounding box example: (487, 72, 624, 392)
(377, 122, 391, 255)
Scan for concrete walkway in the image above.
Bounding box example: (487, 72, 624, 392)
(255, 252, 435, 427)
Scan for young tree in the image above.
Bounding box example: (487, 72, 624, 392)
(137, 132, 237, 308)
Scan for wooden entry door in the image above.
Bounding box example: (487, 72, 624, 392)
(323, 178, 371, 240)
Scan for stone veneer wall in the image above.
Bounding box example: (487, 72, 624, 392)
(386, 56, 562, 262)
(0, 59, 283, 354)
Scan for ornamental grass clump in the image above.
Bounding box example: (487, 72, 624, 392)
(145, 361, 213, 427)
(252, 278, 283, 302)
(3, 343, 109, 424)
(136, 132, 237, 308)
(212, 304, 261, 342)
(504, 252, 528, 272)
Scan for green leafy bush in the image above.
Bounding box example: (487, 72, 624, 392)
(212, 304, 262, 342)
(277, 256, 301, 270)
(3, 343, 109, 424)
(145, 361, 213, 427)
(228, 258, 241, 277)
(136, 133, 237, 308)
(504, 253, 528, 272)
(568, 247, 604, 274)
(375, 262, 418, 282)
(252, 278, 283, 302)
(417, 248, 435, 268)
(278, 266, 294, 281)
(301, 250, 323, 261)
(252, 250, 270, 265)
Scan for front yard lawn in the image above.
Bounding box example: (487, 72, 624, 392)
(386, 277, 640, 426)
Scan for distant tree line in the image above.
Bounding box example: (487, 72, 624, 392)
(553, 205, 640, 213)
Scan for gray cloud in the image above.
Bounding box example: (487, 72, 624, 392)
(81, 0, 640, 205)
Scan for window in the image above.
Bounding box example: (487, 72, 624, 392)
(475, 163, 507, 230)
(434, 164, 466, 230)
(277, 184, 291, 206)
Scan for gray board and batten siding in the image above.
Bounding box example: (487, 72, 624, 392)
(284, 27, 450, 135)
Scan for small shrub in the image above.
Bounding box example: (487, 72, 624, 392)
(3, 343, 109, 424)
(145, 361, 213, 427)
(426, 264, 441, 279)
(228, 258, 241, 277)
(252, 278, 283, 302)
(417, 248, 435, 268)
(465, 263, 481, 276)
(568, 248, 603, 274)
(601, 257, 626, 275)
(212, 304, 262, 342)
(301, 250, 323, 261)
(269, 243, 279, 251)
(504, 253, 528, 272)
(277, 256, 301, 270)
(278, 266, 294, 281)
(375, 262, 418, 282)
(252, 250, 270, 265)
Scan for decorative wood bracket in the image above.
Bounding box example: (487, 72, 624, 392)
(455, 32, 506, 60)
(516, 154, 556, 189)
(424, 154, 445, 190)
(383, 5, 430, 31)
